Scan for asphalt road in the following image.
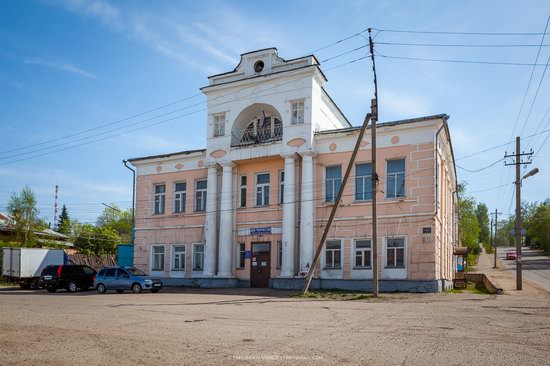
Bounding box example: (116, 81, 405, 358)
(1, 287, 550, 365)
(497, 247, 550, 292)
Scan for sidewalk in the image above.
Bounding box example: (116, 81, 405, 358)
(477, 246, 549, 297)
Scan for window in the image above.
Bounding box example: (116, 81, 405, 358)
(193, 244, 205, 271)
(354, 239, 372, 268)
(277, 240, 282, 269)
(387, 159, 406, 198)
(325, 240, 341, 269)
(154, 184, 166, 214)
(174, 182, 186, 213)
(83, 266, 95, 275)
(152, 245, 165, 271)
(291, 100, 304, 125)
(386, 238, 405, 268)
(279, 171, 284, 204)
(256, 173, 270, 206)
(172, 245, 185, 271)
(325, 166, 342, 202)
(195, 180, 207, 212)
(213, 113, 225, 137)
(240, 176, 247, 208)
(104, 268, 116, 277)
(116, 269, 129, 278)
(355, 163, 372, 201)
(237, 243, 246, 268)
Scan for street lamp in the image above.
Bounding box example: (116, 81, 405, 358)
(522, 168, 539, 181)
(515, 166, 539, 290)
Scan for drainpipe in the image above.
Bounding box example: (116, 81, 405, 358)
(434, 123, 445, 217)
(123, 160, 136, 245)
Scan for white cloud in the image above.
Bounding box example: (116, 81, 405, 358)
(23, 58, 97, 79)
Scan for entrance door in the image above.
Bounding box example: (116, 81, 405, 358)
(250, 242, 271, 288)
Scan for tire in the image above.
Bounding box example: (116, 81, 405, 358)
(97, 283, 106, 294)
(151, 289, 160, 293)
(131, 283, 142, 294)
(47, 286, 57, 293)
(66, 281, 78, 293)
(19, 283, 30, 290)
(116, 290, 124, 294)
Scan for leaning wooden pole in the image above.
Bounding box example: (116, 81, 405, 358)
(301, 112, 372, 294)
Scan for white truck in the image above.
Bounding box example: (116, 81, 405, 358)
(2, 248, 66, 289)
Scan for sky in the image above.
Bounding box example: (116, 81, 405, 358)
(1, 0, 549, 225)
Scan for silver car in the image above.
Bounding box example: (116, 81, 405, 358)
(94, 267, 163, 294)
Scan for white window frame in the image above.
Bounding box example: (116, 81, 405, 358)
(355, 162, 372, 201)
(239, 175, 247, 208)
(278, 170, 284, 205)
(290, 100, 305, 125)
(192, 243, 205, 271)
(212, 113, 226, 137)
(386, 158, 406, 199)
(354, 239, 372, 269)
(173, 181, 186, 213)
(325, 165, 342, 203)
(153, 184, 166, 215)
(324, 239, 342, 269)
(171, 244, 186, 271)
(255, 172, 270, 206)
(386, 237, 406, 268)
(151, 245, 165, 272)
(195, 180, 207, 212)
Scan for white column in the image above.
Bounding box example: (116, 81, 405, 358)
(281, 153, 296, 277)
(218, 162, 234, 277)
(203, 163, 218, 277)
(300, 151, 316, 273)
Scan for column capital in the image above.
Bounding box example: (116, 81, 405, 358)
(219, 161, 236, 169)
(281, 153, 297, 160)
(205, 162, 219, 170)
(299, 150, 317, 158)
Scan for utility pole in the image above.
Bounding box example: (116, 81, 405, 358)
(490, 209, 501, 269)
(368, 28, 379, 297)
(504, 137, 533, 290)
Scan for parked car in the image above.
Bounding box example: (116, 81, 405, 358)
(2, 248, 65, 289)
(39, 264, 96, 293)
(94, 266, 163, 294)
(506, 251, 517, 260)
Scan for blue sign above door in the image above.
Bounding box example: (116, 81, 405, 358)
(250, 227, 271, 235)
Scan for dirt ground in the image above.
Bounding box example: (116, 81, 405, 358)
(1, 282, 549, 366)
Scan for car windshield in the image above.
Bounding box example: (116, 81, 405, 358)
(125, 268, 147, 276)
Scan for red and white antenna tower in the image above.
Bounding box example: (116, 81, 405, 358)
(53, 184, 59, 229)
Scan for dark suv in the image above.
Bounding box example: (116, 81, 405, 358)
(39, 264, 97, 293)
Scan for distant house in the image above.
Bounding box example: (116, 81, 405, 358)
(0, 212, 73, 247)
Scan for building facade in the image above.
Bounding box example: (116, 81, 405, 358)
(128, 48, 458, 292)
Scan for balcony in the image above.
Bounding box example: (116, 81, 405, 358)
(231, 117, 283, 148)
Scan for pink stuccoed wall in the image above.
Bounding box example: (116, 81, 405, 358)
(132, 137, 455, 283)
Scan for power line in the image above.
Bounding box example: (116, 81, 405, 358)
(376, 41, 550, 48)
(372, 28, 550, 36)
(374, 50, 550, 67)
(456, 157, 505, 173)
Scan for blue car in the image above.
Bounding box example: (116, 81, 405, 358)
(94, 266, 163, 294)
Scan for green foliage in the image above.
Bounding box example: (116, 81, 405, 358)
(524, 200, 550, 253)
(57, 205, 71, 235)
(96, 205, 132, 244)
(458, 185, 480, 251)
(73, 223, 120, 255)
(475, 203, 490, 244)
(7, 186, 40, 245)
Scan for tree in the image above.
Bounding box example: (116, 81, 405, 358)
(458, 184, 480, 254)
(475, 203, 490, 245)
(96, 205, 132, 243)
(524, 200, 550, 252)
(7, 186, 40, 245)
(57, 205, 71, 235)
(73, 223, 120, 255)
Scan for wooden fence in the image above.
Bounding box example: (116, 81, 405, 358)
(68, 253, 116, 270)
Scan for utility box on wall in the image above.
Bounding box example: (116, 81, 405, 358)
(117, 244, 134, 267)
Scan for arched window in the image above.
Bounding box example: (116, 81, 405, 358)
(240, 115, 283, 145)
